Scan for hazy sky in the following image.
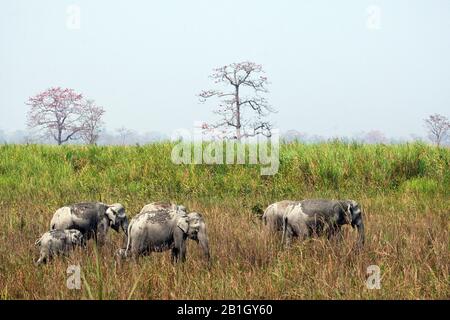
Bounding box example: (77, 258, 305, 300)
(1, 0, 449, 138)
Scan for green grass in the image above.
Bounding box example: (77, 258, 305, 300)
(0, 142, 448, 299)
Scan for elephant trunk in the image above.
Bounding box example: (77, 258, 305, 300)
(121, 217, 129, 236)
(354, 220, 365, 247)
(197, 223, 210, 262)
(121, 217, 129, 248)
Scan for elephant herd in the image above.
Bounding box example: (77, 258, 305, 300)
(34, 199, 365, 265)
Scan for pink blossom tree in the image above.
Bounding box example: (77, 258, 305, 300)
(26, 87, 105, 145)
(199, 61, 276, 140)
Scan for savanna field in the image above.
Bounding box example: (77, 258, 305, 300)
(0, 142, 448, 299)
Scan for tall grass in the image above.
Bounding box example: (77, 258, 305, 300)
(0, 142, 448, 299)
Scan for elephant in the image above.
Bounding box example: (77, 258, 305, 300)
(35, 229, 83, 265)
(281, 199, 365, 247)
(50, 202, 129, 245)
(119, 202, 210, 263)
(262, 200, 296, 232)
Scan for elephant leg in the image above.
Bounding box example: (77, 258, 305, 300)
(289, 221, 309, 244)
(171, 248, 179, 263)
(173, 229, 187, 263)
(121, 235, 128, 249)
(127, 242, 138, 259)
(282, 223, 294, 246)
(86, 230, 96, 243)
(327, 225, 342, 242)
(179, 241, 187, 263)
(81, 235, 88, 248)
(268, 217, 279, 233)
(96, 218, 109, 246)
(171, 244, 186, 263)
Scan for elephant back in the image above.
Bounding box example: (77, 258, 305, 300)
(298, 199, 339, 216)
(48, 229, 70, 240)
(141, 207, 186, 223)
(70, 202, 108, 220)
(145, 209, 174, 224)
(139, 202, 178, 214)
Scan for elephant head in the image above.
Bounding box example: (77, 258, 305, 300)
(177, 212, 210, 261)
(343, 200, 365, 246)
(65, 229, 84, 246)
(106, 203, 129, 235)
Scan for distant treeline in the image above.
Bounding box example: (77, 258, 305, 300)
(0, 129, 441, 146)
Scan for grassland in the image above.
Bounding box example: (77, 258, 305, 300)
(0, 142, 448, 299)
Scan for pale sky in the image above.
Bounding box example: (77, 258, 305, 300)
(1, 0, 449, 139)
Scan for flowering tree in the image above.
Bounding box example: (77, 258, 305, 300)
(424, 113, 450, 147)
(199, 61, 276, 140)
(26, 87, 105, 145)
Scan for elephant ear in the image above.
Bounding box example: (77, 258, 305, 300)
(344, 202, 352, 224)
(177, 217, 189, 233)
(111, 203, 126, 218)
(69, 231, 82, 244)
(106, 207, 117, 224)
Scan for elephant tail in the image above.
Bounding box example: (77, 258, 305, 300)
(262, 209, 268, 225)
(261, 206, 271, 225)
(281, 216, 288, 245)
(35, 236, 43, 246)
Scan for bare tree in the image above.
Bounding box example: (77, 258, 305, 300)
(424, 113, 450, 147)
(117, 126, 134, 145)
(199, 61, 276, 140)
(80, 100, 105, 144)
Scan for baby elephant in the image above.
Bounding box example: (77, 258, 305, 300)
(35, 229, 83, 265)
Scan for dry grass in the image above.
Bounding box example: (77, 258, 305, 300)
(0, 197, 448, 299)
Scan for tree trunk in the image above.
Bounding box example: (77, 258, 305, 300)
(235, 85, 241, 141)
(57, 128, 62, 145)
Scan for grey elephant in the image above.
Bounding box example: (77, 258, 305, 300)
(282, 199, 365, 247)
(50, 202, 129, 245)
(119, 202, 210, 263)
(35, 229, 83, 265)
(262, 200, 296, 232)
